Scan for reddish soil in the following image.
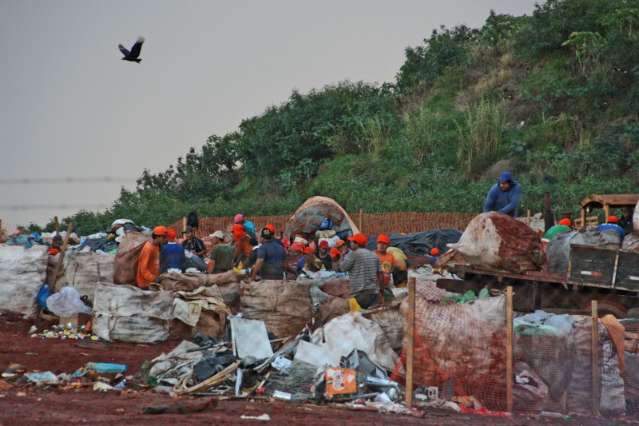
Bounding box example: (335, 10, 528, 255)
(0, 314, 632, 425)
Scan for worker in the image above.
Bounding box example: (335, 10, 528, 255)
(317, 240, 332, 270)
(48, 234, 63, 256)
(386, 245, 408, 286)
(334, 233, 381, 309)
(234, 213, 257, 244)
(285, 242, 305, 278)
(426, 247, 441, 266)
(207, 230, 234, 273)
(543, 218, 573, 241)
(233, 224, 253, 268)
(483, 171, 522, 217)
(597, 216, 626, 240)
(375, 234, 396, 288)
(182, 226, 206, 258)
(160, 228, 185, 273)
(136, 226, 167, 289)
(251, 224, 286, 280)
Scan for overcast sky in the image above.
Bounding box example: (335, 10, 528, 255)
(0, 0, 538, 232)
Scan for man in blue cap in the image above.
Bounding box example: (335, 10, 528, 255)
(483, 171, 522, 217)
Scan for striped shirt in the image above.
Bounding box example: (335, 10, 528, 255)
(336, 248, 380, 295)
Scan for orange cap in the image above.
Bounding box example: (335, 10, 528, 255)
(430, 247, 441, 256)
(264, 223, 275, 234)
(153, 226, 168, 236)
(558, 218, 572, 227)
(348, 233, 368, 247)
(329, 247, 341, 260)
(607, 215, 619, 224)
(166, 228, 177, 241)
(303, 246, 316, 255)
(377, 234, 390, 245)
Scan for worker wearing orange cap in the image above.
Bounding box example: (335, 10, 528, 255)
(136, 226, 167, 288)
(232, 224, 253, 268)
(251, 224, 286, 281)
(375, 234, 395, 288)
(334, 233, 381, 309)
(543, 218, 573, 241)
(596, 215, 626, 240)
(160, 228, 185, 273)
(317, 240, 332, 270)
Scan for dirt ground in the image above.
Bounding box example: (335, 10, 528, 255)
(0, 313, 635, 425)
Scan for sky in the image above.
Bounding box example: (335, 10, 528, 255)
(0, 0, 538, 232)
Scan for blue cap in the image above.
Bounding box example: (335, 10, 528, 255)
(499, 171, 513, 183)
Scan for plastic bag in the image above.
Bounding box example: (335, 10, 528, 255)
(37, 283, 51, 309)
(46, 287, 92, 317)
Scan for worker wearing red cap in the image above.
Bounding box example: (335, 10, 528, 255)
(251, 224, 286, 281)
(596, 215, 626, 240)
(232, 224, 253, 268)
(317, 239, 332, 270)
(543, 218, 573, 241)
(137, 226, 167, 288)
(334, 233, 381, 309)
(375, 234, 396, 288)
(160, 228, 185, 273)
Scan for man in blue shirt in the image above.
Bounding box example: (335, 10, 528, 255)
(160, 228, 186, 273)
(596, 216, 626, 240)
(250, 224, 286, 280)
(483, 171, 522, 217)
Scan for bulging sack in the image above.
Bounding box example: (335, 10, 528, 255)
(113, 242, 145, 285)
(449, 212, 543, 273)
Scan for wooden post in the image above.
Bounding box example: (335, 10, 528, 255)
(506, 286, 513, 413)
(182, 216, 187, 234)
(591, 300, 601, 416)
(51, 223, 73, 291)
(358, 209, 363, 234)
(405, 277, 416, 407)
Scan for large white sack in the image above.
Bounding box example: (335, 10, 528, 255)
(634, 200, 639, 234)
(93, 282, 173, 343)
(311, 312, 397, 370)
(63, 251, 114, 301)
(0, 245, 48, 317)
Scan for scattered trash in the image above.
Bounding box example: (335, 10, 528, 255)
(25, 371, 59, 385)
(240, 413, 271, 421)
(272, 390, 293, 400)
(93, 382, 115, 392)
(324, 368, 357, 399)
(271, 356, 293, 374)
(86, 362, 127, 374)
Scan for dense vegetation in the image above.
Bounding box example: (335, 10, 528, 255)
(57, 0, 639, 234)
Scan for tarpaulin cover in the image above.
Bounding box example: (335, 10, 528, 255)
(285, 196, 359, 237)
(0, 245, 48, 318)
(367, 230, 461, 257)
(449, 212, 543, 273)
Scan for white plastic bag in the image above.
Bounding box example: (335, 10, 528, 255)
(46, 287, 92, 317)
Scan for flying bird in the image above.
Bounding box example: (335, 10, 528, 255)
(118, 37, 145, 63)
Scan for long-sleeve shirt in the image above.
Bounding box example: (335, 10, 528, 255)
(136, 241, 160, 289)
(483, 181, 522, 217)
(336, 248, 380, 295)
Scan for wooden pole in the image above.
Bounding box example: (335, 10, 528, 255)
(506, 286, 513, 413)
(358, 209, 363, 234)
(591, 300, 601, 416)
(51, 222, 73, 291)
(182, 216, 187, 234)
(405, 277, 416, 407)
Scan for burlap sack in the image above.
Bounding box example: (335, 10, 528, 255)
(113, 242, 146, 285)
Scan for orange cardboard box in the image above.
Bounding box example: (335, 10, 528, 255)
(324, 368, 357, 398)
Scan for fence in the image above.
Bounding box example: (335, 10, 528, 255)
(171, 211, 477, 237)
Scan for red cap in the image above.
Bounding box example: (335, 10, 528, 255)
(303, 246, 316, 255)
(607, 215, 619, 224)
(166, 228, 177, 241)
(264, 223, 275, 234)
(377, 234, 390, 245)
(153, 226, 168, 236)
(290, 243, 304, 252)
(558, 218, 572, 227)
(348, 233, 368, 247)
(430, 247, 441, 256)
(319, 240, 329, 249)
(329, 247, 341, 260)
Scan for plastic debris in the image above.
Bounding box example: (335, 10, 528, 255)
(230, 318, 273, 361)
(240, 414, 271, 421)
(25, 371, 59, 385)
(93, 382, 115, 392)
(86, 362, 127, 374)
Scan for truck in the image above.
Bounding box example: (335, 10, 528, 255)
(436, 194, 639, 317)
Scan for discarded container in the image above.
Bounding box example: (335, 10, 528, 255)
(230, 317, 273, 361)
(86, 362, 127, 374)
(273, 390, 292, 400)
(25, 371, 59, 385)
(324, 368, 357, 399)
(271, 356, 293, 374)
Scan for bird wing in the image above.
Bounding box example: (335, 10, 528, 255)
(118, 44, 130, 57)
(129, 36, 145, 58)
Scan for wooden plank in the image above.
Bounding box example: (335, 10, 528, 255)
(506, 286, 513, 413)
(591, 300, 600, 416)
(405, 277, 416, 407)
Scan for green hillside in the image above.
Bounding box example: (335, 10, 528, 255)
(65, 0, 639, 235)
